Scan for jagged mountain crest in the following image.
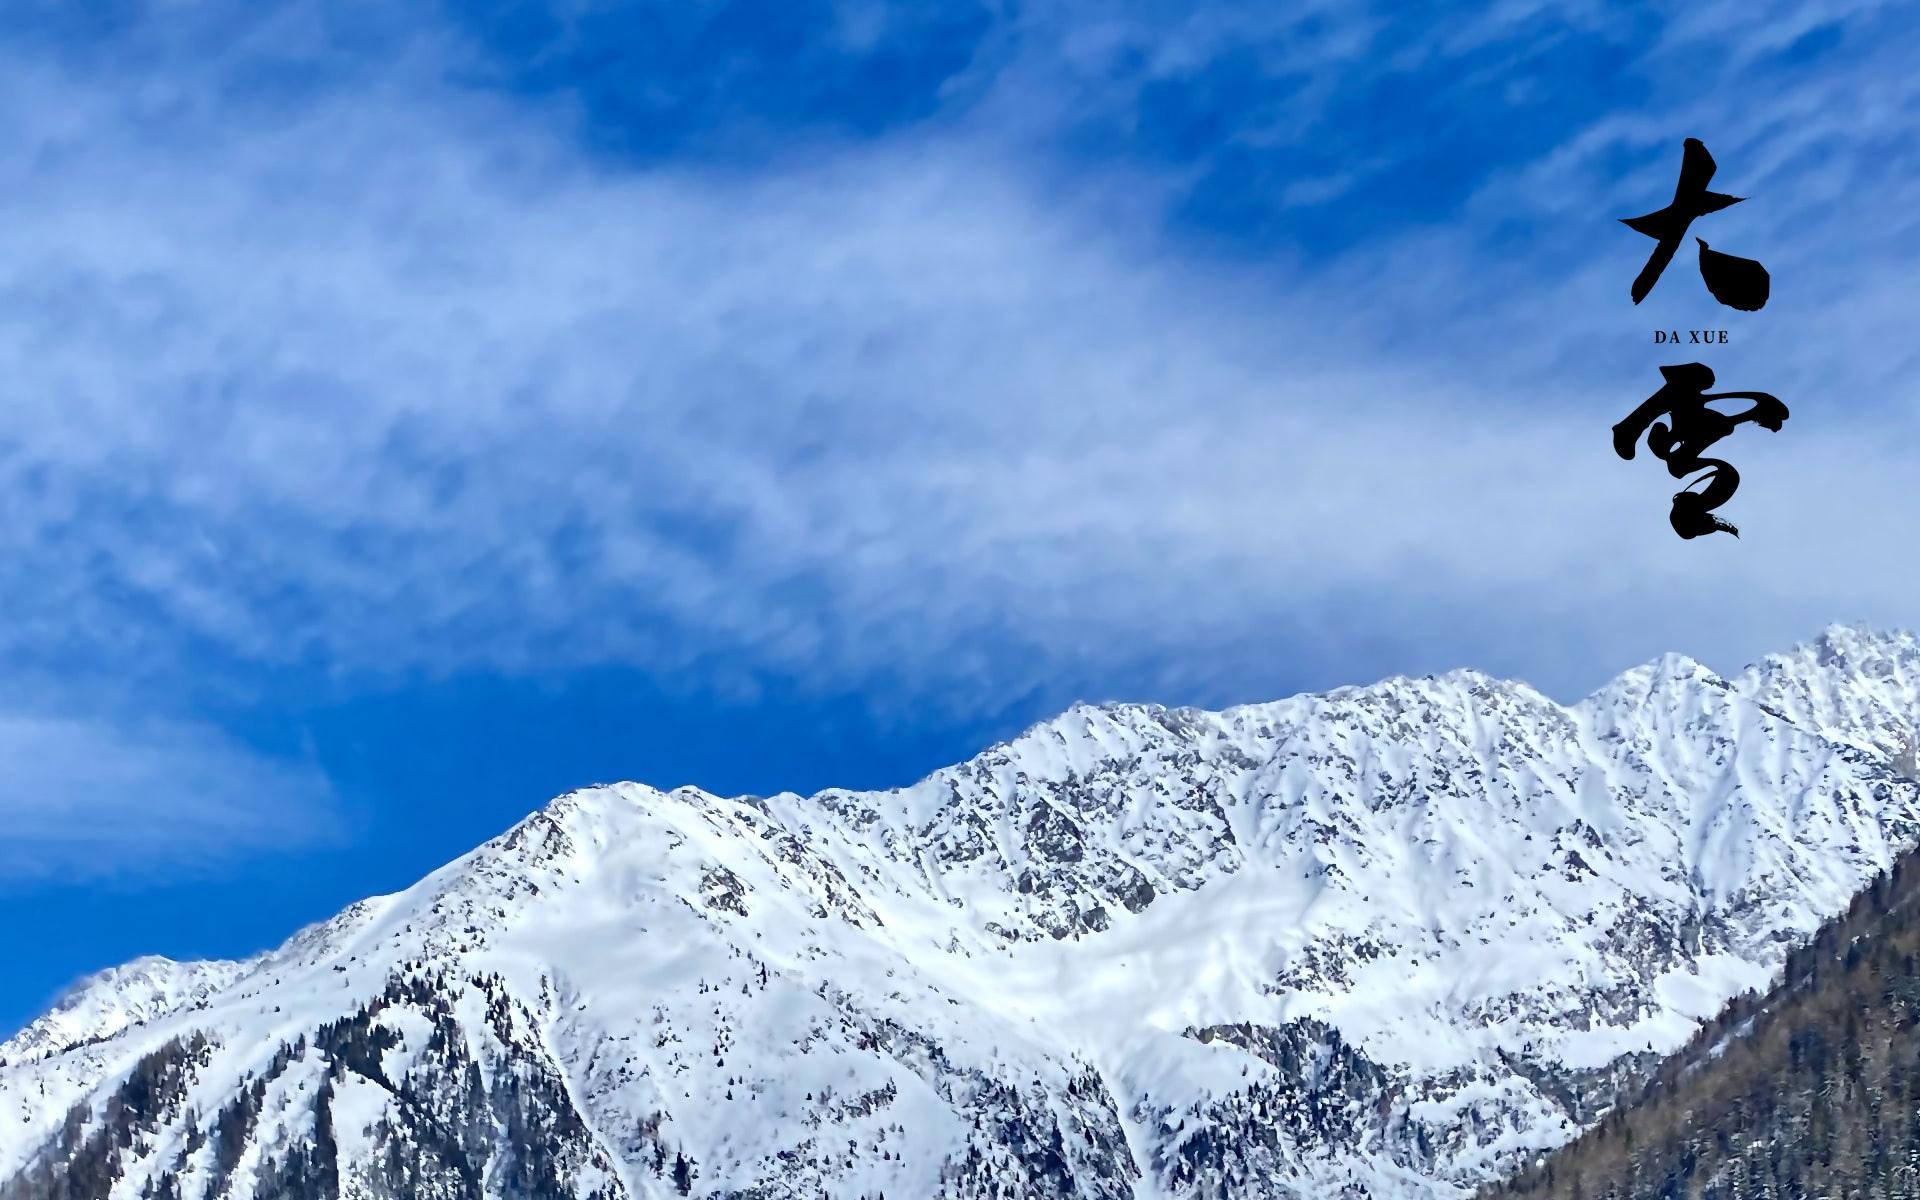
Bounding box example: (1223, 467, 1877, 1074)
(4, 625, 1919, 1200)
(1738, 621, 1920, 767)
(0, 960, 251, 1072)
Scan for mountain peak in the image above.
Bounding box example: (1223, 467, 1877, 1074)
(1807, 620, 1919, 664)
(11, 627, 1920, 1200)
(1576, 652, 1725, 715)
(1737, 624, 1920, 763)
(0, 955, 250, 1068)
(1740, 622, 1920, 682)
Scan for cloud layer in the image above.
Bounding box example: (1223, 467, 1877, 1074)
(2, 0, 1918, 873)
(0, 709, 335, 881)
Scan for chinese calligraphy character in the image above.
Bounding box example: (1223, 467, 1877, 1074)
(1620, 138, 1770, 311)
(1612, 362, 1788, 539)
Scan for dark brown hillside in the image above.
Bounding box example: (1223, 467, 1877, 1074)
(1485, 854, 1920, 1200)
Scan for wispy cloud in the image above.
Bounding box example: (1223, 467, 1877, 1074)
(0, 0, 1915, 759)
(0, 706, 336, 882)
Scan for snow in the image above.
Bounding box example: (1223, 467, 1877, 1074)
(5, 624, 1920, 1199)
(0, 957, 251, 1069)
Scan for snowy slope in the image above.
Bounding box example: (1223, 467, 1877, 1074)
(4, 625, 1919, 1200)
(1737, 622, 1920, 766)
(0, 959, 252, 1070)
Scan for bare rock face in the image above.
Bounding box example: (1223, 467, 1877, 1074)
(5, 625, 1919, 1200)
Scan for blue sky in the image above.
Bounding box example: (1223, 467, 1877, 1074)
(4, 0, 1919, 1035)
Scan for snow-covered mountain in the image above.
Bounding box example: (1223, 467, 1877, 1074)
(5, 624, 1920, 1200)
(0, 960, 251, 1072)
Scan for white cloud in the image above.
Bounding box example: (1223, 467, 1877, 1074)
(0, 708, 336, 881)
(0, 0, 1916, 734)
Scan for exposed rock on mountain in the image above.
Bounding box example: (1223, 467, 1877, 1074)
(1484, 827, 1920, 1200)
(5, 625, 1918, 1200)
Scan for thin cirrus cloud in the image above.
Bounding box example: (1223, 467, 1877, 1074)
(0, 709, 336, 882)
(0, 0, 1916, 883)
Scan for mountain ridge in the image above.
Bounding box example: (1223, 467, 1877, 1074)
(6, 623, 1919, 1199)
